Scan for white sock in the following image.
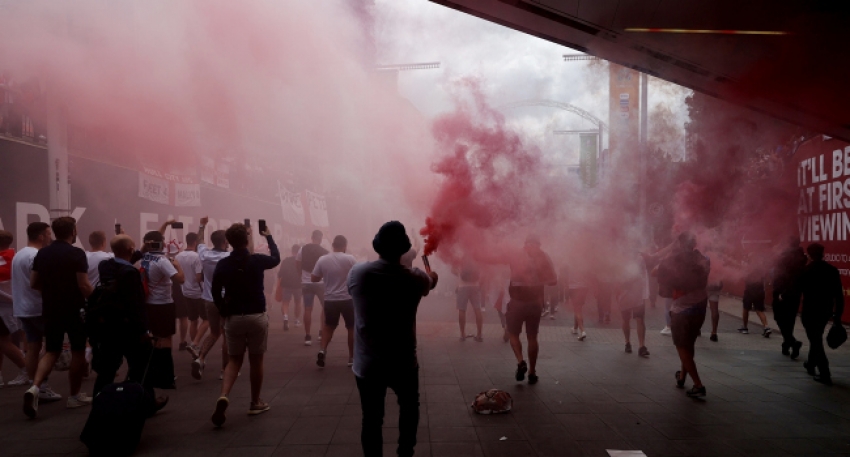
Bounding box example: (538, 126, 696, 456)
(283, 314, 288, 319)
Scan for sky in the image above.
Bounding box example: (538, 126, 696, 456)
(373, 0, 691, 165)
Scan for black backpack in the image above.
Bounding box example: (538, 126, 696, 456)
(85, 267, 128, 336)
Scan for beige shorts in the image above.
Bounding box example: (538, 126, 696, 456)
(205, 300, 222, 331)
(224, 313, 269, 355)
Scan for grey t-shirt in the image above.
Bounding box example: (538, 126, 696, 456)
(348, 259, 434, 379)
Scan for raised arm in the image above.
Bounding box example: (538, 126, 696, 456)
(197, 216, 208, 246)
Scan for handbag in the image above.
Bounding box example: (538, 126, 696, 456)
(827, 321, 847, 349)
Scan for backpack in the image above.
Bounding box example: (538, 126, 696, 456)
(218, 255, 250, 318)
(85, 261, 132, 336)
(470, 389, 512, 414)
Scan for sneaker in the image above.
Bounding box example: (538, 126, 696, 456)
(762, 327, 772, 338)
(66, 393, 92, 408)
(23, 385, 39, 418)
(625, 342, 632, 353)
(738, 327, 749, 334)
(710, 334, 718, 342)
(304, 335, 312, 346)
(248, 400, 270, 415)
(578, 331, 587, 341)
(660, 326, 672, 335)
(515, 360, 528, 382)
(284, 319, 289, 331)
(549, 314, 556, 320)
(686, 386, 706, 398)
(638, 346, 649, 358)
(541, 309, 549, 317)
(347, 358, 354, 367)
(813, 375, 833, 386)
(187, 344, 200, 360)
(179, 341, 188, 351)
(7, 371, 30, 386)
(212, 396, 229, 427)
(317, 350, 326, 368)
(570, 327, 578, 335)
(528, 373, 539, 385)
(192, 359, 204, 380)
(295, 319, 302, 328)
(39, 385, 62, 402)
(318, 334, 322, 342)
(791, 341, 803, 360)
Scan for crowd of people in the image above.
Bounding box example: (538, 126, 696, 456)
(0, 215, 845, 457)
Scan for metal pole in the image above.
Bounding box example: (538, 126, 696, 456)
(639, 72, 648, 243)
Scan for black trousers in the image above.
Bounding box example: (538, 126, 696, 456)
(773, 291, 800, 348)
(356, 368, 420, 457)
(91, 333, 153, 397)
(803, 317, 830, 377)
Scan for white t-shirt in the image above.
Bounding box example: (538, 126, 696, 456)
(141, 252, 178, 305)
(86, 250, 114, 287)
(198, 244, 230, 302)
(312, 252, 358, 301)
(11, 247, 42, 317)
(175, 250, 203, 299)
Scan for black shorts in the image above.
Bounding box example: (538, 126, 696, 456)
(185, 297, 207, 321)
(505, 300, 543, 336)
(671, 305, 707, 348)
(173, 284, 188, 319)
(145, 303, 176, 338)
(324, 299, 354, 329)
(44, 315, 87, 353)
(621, 305, 645, 320)
(743, 294, 765, 312)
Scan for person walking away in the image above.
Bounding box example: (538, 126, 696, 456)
(506, 234, 557, 385)
(274, 244, 303, 331)
(24, 217, 94, 418)
(140, 229, 185, 390)
(618, 253, 650, 357)
(0, 230, 28, 386)
(772, 236, 807, 358)
(454, 257, 483, 342)
(85, 231, 113, 287)
(192, 217, 231, 380)
(312, 235, 358, 367)
(799, 243, 844, 386)
(176, 232, 207, 357)
(564, 266, 589, 340)
(12, 222, 58, 400)
(705, 278, 723, 342)
(210, 223, 280, 426)
(349, 221, 437, 457)
(296, 230, 328, 346)
(88, 234, 168, 413)
(659, 232, 710, 398)
(739, 254, 772, 337)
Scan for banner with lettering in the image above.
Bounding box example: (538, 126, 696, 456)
(277, 181, 305, 226)
(306, 190, 329, 227)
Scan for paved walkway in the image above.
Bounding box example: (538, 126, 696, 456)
(1, 294, 848, 457)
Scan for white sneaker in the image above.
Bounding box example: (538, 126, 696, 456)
(66, 393, 93, 408)
(549, 314, 556, 320)
(39, 385, 62, 402)
(570, 327, 578, 335)
(7, 371, 30, 386)
(578, 331, 587, 341)
(192, 358, 204, 380)
(295, 319, 302, 328)
(23, 385, 39, 418)
(660, 326, 672, 336)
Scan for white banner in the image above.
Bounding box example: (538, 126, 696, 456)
(138, 172, 170, 205)
(306, 190, 329, 227)
(277, 181, 305, 226)
(174, 182, 201, 207)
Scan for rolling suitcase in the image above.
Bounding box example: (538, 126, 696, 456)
(80, 348, 155, 456)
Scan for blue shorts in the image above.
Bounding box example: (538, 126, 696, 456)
(302, 283, 324, 307)
(19, 316, 45, 343)
(456, 285, 481, 311)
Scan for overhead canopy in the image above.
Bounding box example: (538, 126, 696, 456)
(430, 0, 850, 141)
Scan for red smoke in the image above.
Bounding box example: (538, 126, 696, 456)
(419, 79, 557, 263)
